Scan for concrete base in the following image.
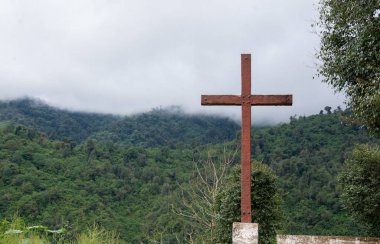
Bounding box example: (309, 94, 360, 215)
(232, 222, 258, 244)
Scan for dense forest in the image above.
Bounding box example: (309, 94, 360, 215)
(0, 98, 378, 242)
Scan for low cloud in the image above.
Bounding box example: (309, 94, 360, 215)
(0, 0, 345, 124)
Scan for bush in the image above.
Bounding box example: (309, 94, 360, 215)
(215, 161, 282, 243)
(339, 144, 380, 236)
(75, 224, 120, 244)
(0, 216, 120, 244)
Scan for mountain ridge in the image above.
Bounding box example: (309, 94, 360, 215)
(0, 98, 241, 147)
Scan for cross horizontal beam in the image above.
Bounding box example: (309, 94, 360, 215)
(201, 95, 292, 106)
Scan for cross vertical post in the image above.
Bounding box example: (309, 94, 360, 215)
(241, 54, 252, 222)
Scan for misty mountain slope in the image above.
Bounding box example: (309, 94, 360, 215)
(0, 98, 120, 143)
(92, 107, 240, 147)
(0, 98, 240, 147)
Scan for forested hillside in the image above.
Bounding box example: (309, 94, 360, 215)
(252, 108, 378, 235)
(0, 124, 196, 242)
(0, 98, 119, 143)
(0, 99, 378, 242)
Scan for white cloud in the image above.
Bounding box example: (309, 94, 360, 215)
(0, 0, 344, 124)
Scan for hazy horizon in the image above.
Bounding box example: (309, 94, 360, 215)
(1, 96, 345, 126)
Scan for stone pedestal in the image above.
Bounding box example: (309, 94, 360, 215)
(232, 222, 258, 244)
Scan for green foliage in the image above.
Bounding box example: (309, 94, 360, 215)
(92, 106, 239, 147)
(75, 224, 120, 244)
(339, 144, 380, 236)
(215, 162, 282, 244)
(253, 110, 378, 236)
(0, 216, 119, 244)
(0, 124, 194, 242)
(0, 98, 119, 143)
(0, 99, 239, 147)
(0, 99, 378, 241)
(0, 216, 62, 243)
(0, 215, 26, 238)
(318, 0, 380, 136)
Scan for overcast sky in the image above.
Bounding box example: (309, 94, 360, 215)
(0, 0, 345, 124)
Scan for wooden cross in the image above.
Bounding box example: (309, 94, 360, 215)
(201, 54, 292, 223)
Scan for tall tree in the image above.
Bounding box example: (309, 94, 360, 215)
(318, 0, 380, 136)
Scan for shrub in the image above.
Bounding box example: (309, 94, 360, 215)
(215, 161, 282, 243)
